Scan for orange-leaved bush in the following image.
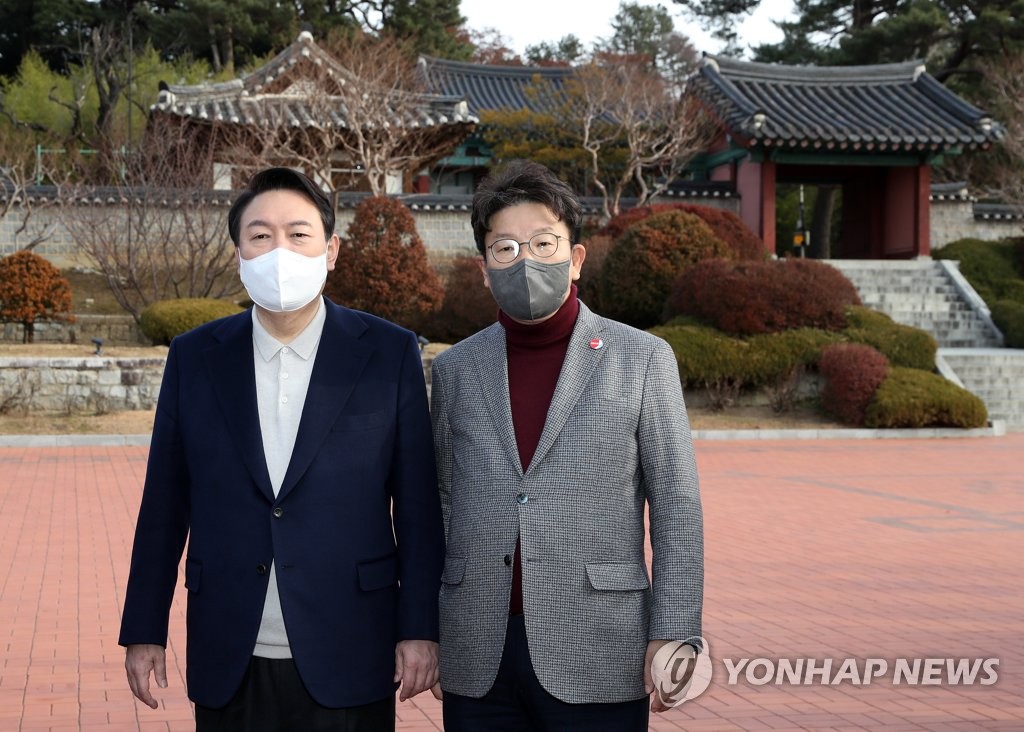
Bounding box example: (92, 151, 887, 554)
(0, 250, 75, 343)
(575, 233, 614, 313)
(425, 254, 497, 343)
(599, 210, 730, 329)
(324, 196, 444, 333)
(818, 343, 889, 426)
(600, 203, 767, 261)
(666, 258, 862, 335)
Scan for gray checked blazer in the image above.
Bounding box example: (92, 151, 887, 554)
(430, 301, 703, 705)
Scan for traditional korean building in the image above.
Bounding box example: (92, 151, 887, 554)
(688, 55, 1005, 258)
(417, 56, 574, 192)
(148, 32, 477, 192)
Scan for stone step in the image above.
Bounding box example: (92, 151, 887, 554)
(827, 259, 1004, 350)
(938, 348, 1024, 427)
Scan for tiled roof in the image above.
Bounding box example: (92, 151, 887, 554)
(151, 32, 477, 131)
(930, 181, 971, 201)
(974, 203, 1023, 221)
(418, 56, 574, 116)
(689, 55, 1004, 153)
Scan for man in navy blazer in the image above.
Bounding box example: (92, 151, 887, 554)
(119, 168, 444, 730)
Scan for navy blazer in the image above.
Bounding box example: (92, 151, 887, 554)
(118, 298, 444, 709)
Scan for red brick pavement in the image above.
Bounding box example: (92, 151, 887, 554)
(0, 435, 1021, 731)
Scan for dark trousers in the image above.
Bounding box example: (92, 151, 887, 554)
(442, 614, 649, 732)
(195, 656, 395, 732)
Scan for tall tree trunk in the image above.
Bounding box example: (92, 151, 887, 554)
(208, 23, 222, 72)
(809, 185, 839, 259)
(224, 22, 234, 74)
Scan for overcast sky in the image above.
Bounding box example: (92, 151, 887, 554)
(459, 0, 795, 59)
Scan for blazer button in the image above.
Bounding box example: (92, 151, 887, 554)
(516, 493, 528, 505)
(256, 564, 268, 575)
(272, 507, 284, 518)
(503, 554, 512, 566)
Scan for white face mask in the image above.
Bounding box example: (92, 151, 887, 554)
(238, 246, 328, 312)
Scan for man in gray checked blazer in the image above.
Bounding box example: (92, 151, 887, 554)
(430, 160, 704, 730)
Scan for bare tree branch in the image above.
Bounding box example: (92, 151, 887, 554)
(59, 118, 241, 320)
(562, 58, 716, 220)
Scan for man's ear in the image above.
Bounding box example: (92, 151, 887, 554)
(476, 256, 491, 289)
(326, 234, 341, 271)
(570, 244, 587, 281)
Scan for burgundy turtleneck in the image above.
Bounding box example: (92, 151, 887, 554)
(499, 283, 580, 615)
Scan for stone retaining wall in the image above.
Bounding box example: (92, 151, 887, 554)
(0, 356, 165, 414)
(1, 347, 818, 416)
(1, 315, 150, 346)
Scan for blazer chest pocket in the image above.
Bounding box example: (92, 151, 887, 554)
(332, 409, 390, 433)
(357, 554, 398, 591)
(572, 396, 635, 434)
(585, 562, 649, 592)
(184, 557, 201, 593)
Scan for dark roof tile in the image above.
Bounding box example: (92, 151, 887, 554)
(419, 56, 574, 116)
(689, 55, 1004, 152)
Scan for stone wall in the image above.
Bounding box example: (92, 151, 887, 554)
(0, 356, 165, 414)
(930, 197, 1022, 249)
(1, 315, 150, 346)
(0, 198, 480, 268)
(1, 190, 741, 268)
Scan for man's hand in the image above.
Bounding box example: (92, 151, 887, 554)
(394, 640, 439, 702)
(644, 639, 673, 713)
(645, 639, 698, 713)
(125, 644, 167, 709)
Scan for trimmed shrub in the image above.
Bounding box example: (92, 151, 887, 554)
(422, 254, 497, 343)
(600, 202, 767, 261)
(140, 298, 243, 345)
(933, 238, 1023, 303)
(843, 306, 937, 370)
(650, 322, 754, 409)
(575, 233, 615, 313)
(818, 343, 890, 426)
(600, 210, 730, 329)
(865, 367, 988, 429)
(745, 328, 843, 379)
(991, 299, 1024, 348)
(325, 196, 444, 332)
(667, 258, 861, 335)
(0, 250, 75, 343)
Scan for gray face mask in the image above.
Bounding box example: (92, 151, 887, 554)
(487, 257, 571, 322)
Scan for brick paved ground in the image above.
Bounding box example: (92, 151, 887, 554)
(0, 435, 1021, 731)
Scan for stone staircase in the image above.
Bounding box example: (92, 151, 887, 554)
(826, 259, 1022, 429)
(826, 260, 1002, 348)
(937, 349, 1024, 430)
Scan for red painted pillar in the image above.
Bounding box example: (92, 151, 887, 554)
(916, 164, 931, 258)
(761, 160, 777, 255)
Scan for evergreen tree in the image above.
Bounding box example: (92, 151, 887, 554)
(674, 0, 1024, 85)
(383, 0, 473, 59)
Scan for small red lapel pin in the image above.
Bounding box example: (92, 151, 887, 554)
(589, 338, 604, 350)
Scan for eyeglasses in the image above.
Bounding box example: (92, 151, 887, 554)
(487, 233, 568, 264)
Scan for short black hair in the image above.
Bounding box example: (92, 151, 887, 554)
(471, 160, 583, 256)
(228, 168, 335, 246)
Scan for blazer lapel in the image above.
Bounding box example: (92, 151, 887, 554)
(472, 324, 523, 476)
(203, 312, 275, 502)
(276, 302, 372, 502)
(527, 303, 607, 474)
